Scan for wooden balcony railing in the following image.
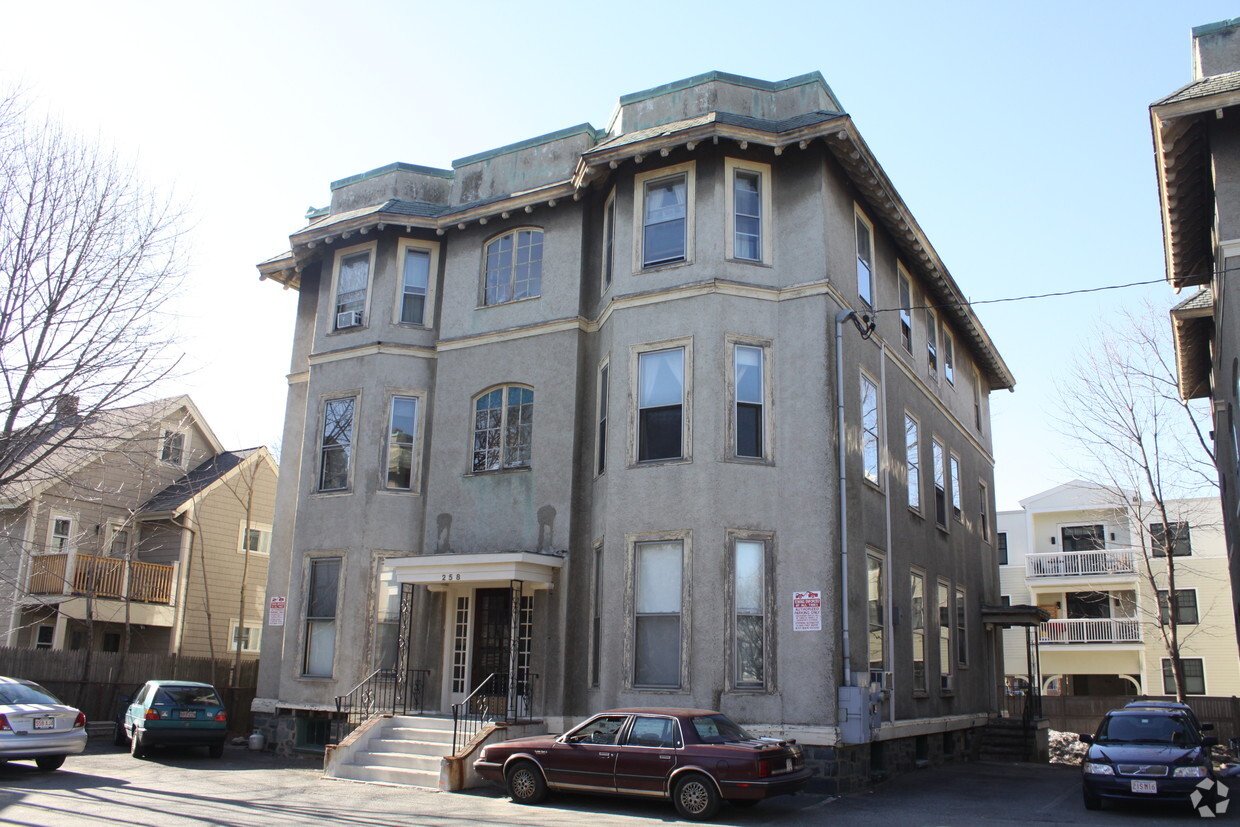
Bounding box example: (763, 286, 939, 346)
(1026, 549, 1137, 579)
(27, 553, 174, 605)
(1040, 617, 1142, 644)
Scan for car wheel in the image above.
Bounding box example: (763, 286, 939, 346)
(505, 760, 548, 805)
(35, 755, 65, 772)
(1083, 787, 1103, 811)
(130, 729, 147, 759)
(208, 743, 224, 759)
(113, 722, 128, 747)
(674, 773, 721, 821)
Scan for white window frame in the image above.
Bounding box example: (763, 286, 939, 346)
(855, 208, 875, 307)
(911, 568, 926, 694)
(470, 384, 534, 472)
(724, 158, 773, 264)
(329, 241, 377, 331)
(631, 338, 693, 465)
(867, 551, 886, 673)
(730, 531, 772, 691)
(955, 586, 967, 668)
(602, 188, 617, 291)
(160, 428, 187, 467)
(978, 481, 990, 541)
(898, 266, 914, 354)
(905, 413, 921, 513)
(318, 395, 357, 493)
(1162, 657, 1206, 695)
(35, 625, 54, 649)
(861, 372, 881, 485)
(938, 579, 953, 690)
(48, 514, 74, 553)
(926, 308, 939, 381)
(626, 531, 691, 691)
(384, 391, 426, 493)
(596, 360, 609, 477)
(302, 555, 342, 678)
(229, 619, 262, 653)
(237, 521, 273, 555)
(482, 227, 544, 306)
(949, 453, 962, 522)
(729, 336, 773, 462)
(932, 439, 947, 528)
(633, 161, 696, 271)
(106, 521, 131, 558)
(943, 326, 956, 385)
(393, 238, 440, 327)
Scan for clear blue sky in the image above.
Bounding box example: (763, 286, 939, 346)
(1, 0, 1231, 508)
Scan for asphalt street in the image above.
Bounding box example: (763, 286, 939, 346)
(0, 738, 1232, 826)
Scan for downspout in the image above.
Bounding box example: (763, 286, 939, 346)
(879, 340, 895, 725)
(835, 309, 854, 684)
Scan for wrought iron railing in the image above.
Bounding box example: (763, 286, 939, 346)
(331, 667, 430, 745)
(451, 671, 538, 754)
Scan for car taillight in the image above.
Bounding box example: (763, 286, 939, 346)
(758, 759, 772, 778)
(0, 714, 10, 732)
(213, 711, 227, 722)
(74, 711, 86, 728)
(145, 709, 160, 720)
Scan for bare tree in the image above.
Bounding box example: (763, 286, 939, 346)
(0, 89, 185, 490)
(1057, 302, 1218, 702)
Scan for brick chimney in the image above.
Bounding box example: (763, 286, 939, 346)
(54, 395, 79, 422)
(1193, 18, 1240, 80)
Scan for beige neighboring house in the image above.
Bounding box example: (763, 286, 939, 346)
(998, 481, 1240, 697)
(0, 395, 277, 660)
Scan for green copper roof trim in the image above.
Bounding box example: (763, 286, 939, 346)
(331, 162, 454, 192)
(305, 205, 329, 220)
(619, 71, 839, 109)
(1193, 18, 1240, 36)
(452, 123, 598, 168)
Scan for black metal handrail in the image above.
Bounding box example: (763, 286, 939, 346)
(451, 671, 538, 754)
(331, 667, 430, 745)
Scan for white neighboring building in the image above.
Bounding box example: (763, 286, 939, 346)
(998, 481, 1240, 697)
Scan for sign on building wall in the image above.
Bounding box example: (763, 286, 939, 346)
(793, 590, 822, 631)
(268, 596, 286, 627)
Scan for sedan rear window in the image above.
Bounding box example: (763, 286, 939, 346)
(0, 681, 62, 705)
(691, 713, 753, 743)
(155, 686, 223, 708)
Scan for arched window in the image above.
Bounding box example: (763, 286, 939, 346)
(484, 229, 543, 305)
(472, 385, 534, 471)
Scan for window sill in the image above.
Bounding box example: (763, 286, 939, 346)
(935, 523, 949, 535)
(394, 321, 432, 330)
(297, 676, 336, 682)
(908, 506, 924, 520)
(725, 257, 772, 268)
(912, 690, 929, 698)
(327, 327, 369, 336)
(312, 489, 353, 498)
(638, 258, 691, 274)
(629, 457, 692, 469)
(464, 466, 532, 478)
(725, 455, 775, 467)
(862, 478, 884, 495)
(475, 295, 541, 310)
(377, 487, 422, 497)
(629, 687, 689, 694)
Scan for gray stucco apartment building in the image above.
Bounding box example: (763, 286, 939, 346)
(253, 71, 1014, 787)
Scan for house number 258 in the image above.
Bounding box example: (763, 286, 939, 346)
(440, 573, 461, 581)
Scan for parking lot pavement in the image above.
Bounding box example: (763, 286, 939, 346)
(0, 740, 1233, 826)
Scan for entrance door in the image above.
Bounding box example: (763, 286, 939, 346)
(470, 588, 512, 711)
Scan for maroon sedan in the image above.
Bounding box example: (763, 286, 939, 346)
(473, 708, 812, 821)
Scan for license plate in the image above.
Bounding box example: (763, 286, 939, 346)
(32, 717, 54, 730)
(1131, 779, 1158, 794)
(178, 711, 197, 719)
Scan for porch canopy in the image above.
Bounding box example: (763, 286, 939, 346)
(383, 550, 564, 591)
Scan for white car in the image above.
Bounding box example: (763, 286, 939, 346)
(0, 676, 88, 771)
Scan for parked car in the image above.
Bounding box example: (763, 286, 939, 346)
(1122, 700, 1214, 732)
(119, 680, 228, 759)
(1080, 706, 1217, 811)
(0, 676, 87, 771)
(474, 708, 812, 821)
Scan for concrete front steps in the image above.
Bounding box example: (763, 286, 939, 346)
(325, 714, 456, 789)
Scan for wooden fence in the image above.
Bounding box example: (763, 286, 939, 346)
(0, 647, 258, 735)
(1005, 693, 1240, 744)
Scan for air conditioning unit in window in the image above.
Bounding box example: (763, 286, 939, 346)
(869, 671, 894, 691)
(940, 674, 955, 694)
(336, 310, 363, 329)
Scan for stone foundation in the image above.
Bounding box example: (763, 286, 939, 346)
(802, 724, 981, 795)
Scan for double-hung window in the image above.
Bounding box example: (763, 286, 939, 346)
(867, 553, 885, 674)
(856, 211, 874, 306)
(386, 396, 419, 490)
(955, 586, 967, 667)
(932, 440, 946, 527)
(303, 557, 341, 677)
(591, 543, 603, 687)
(161, 430, 185, 465)
(734, 343, 766, 459)
(997, 532, 1009, 565)
(634, 540, 683, 688)
(978, 482, 990, 540)
(973, 367, 984, 430)
(943, 328, 956, 385)
(597, 362, 609, 475)
(861, 374, 880, 483)
(636, 162, 694, 269)
(949, 454, 962, 521)
(397, 242, 433, 325)
(637, 346, 686, 462)
(319, 397, 356, 492)
(725, 158, 771, 263)
(472, 386, 533, 472)
(484, 229, 543, 305)
(905, 414, 921, 511)
(333, 245, 373, 329)
(239, 523, 272, 555)
(911, 571, 926, 693)
(50, 517, 72, 552)
(1157, 589, 1199, 625)
(898, 268, 913, 353)
(602, 189, 617, 290)
(938, 580, 952, 689)
(1162, 658, 1206, 695)
(733, 538, 766, 688)
(926, 310, 938, 380)
(1151, 521, 1192, 557)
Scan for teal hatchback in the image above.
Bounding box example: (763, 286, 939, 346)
(120, 680, 228, 759)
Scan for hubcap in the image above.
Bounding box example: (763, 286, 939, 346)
(512, 769, 536, 799)
(680, 781, 709, 813)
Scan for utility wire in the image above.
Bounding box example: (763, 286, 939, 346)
(872, 277, 1172, 315)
